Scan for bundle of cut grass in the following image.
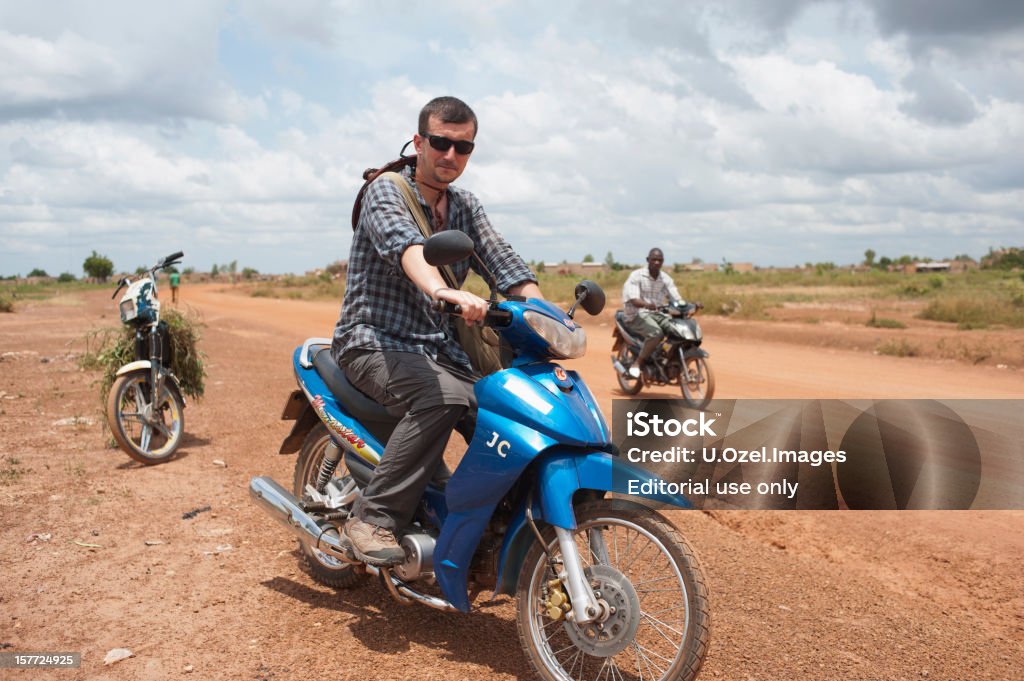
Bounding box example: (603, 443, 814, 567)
(80, 307, 207, 404)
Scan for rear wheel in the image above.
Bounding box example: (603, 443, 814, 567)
(292, 423, 366, 588)
(680, 354, 714, 410)
(615, 344, 644, 395)
(105, 369, 184, 465)
(516, 499, 710, 681)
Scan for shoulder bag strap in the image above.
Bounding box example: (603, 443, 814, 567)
(378, 171, 459, 290)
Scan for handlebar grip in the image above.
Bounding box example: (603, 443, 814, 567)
(430, 300, 462, 315)
(165, 251, 184, 263)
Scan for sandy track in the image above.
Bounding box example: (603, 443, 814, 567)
(1, 286, 1021, 680)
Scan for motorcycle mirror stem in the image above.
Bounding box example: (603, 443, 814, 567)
(111, 276, 130, 299)
(567, 291, 585, 319)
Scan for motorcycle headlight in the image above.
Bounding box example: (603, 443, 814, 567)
(119, 298, 137, 322)
(524, 310, 587, 359)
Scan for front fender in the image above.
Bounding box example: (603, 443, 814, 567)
(113, 361, 186, 408)
(493, 449, 692, 596)
(538, 450, 692, 530)
(115, 360, 152, 376)
(683, 346, 709, 359)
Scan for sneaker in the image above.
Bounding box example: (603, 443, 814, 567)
(344, 517, 405, 566)
(627, 366, 641, 379)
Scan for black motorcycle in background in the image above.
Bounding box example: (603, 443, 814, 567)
(611, 301, 715, 409)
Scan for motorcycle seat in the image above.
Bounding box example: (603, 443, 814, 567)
(614, 311, 643, 346)
(311, 346, 400, 446)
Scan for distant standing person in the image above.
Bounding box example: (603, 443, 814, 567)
(621, 248, 683, 378)
(169, 270, 180, 303)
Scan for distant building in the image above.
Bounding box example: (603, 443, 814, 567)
(541, 262, 611, 275)
(911, 262, 951, 273)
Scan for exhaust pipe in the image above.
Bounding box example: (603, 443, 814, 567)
(249, 476, 350, 559)
(249, 476, 460, 613)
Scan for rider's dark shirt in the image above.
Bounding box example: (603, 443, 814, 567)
(332, 165, 536, 371)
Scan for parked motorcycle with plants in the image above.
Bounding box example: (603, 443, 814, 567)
(250, 232, 710, 681)
(611, 301, 715, 409)
(105, 251, 187, 464)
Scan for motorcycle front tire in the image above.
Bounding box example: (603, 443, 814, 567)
(515, 499, 710, 681)
(105, 368, 185, 465)
(680, 353, 715, 410)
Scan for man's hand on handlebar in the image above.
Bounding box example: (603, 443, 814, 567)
(435, 287, 488, 324)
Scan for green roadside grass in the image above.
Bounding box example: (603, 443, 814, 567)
(234, 267, 1024, 329)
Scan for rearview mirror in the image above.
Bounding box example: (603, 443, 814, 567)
(423, 231, 474, 267)
(573, 280, 606, 316)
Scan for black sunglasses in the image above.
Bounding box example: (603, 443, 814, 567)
(425, 134, 475, 155)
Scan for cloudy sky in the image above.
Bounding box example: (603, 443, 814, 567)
(1, 0, 1022, 276)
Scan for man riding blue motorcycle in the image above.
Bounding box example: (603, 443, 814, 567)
(331, 96, 543, 566)
(250, 97, 711, 681)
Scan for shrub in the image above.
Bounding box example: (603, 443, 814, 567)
(866, 311, 907, 329)
(876, 339, 918, 357)
(918, 294, 1024, 329)
(0, 296, 13, 313)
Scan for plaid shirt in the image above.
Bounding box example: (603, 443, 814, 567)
(622, 266, 682, 321)
(333, 165, 536, 370)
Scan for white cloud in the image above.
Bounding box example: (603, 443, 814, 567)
(1, 0, 1022, 276)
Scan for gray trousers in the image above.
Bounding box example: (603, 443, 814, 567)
(341, 350, 476, 530)
(625, 310, 674, 362)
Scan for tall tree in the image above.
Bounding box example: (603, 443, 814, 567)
(83, 251, 114, 281)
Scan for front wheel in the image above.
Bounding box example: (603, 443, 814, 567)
(516, 499, 710, 681)
(680, 353, 715, 410)
(105, 369, 185, 465)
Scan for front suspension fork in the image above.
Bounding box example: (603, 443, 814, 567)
(148, 325, 165, 413)
(554, 526, 603, 625)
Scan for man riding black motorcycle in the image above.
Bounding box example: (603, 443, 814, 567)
(621, 248, 684, 378)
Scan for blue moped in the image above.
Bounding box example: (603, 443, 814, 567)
(250, 232, 710, 681)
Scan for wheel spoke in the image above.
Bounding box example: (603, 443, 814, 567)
(151, 419, 174, 440)
(634, 642, 674, 666)
(139, 424, 152, 451)
(633, 574, 677, 588)
(551, 641, 578, 658)
(620, 535, 655, 574)
(542, 617, 564, 641)
(645, 605, 686, 617)
(632, 641, 668, 677)
(640, 610, 685, 644)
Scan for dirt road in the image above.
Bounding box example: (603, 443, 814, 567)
(1, 286, 1021, 680)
